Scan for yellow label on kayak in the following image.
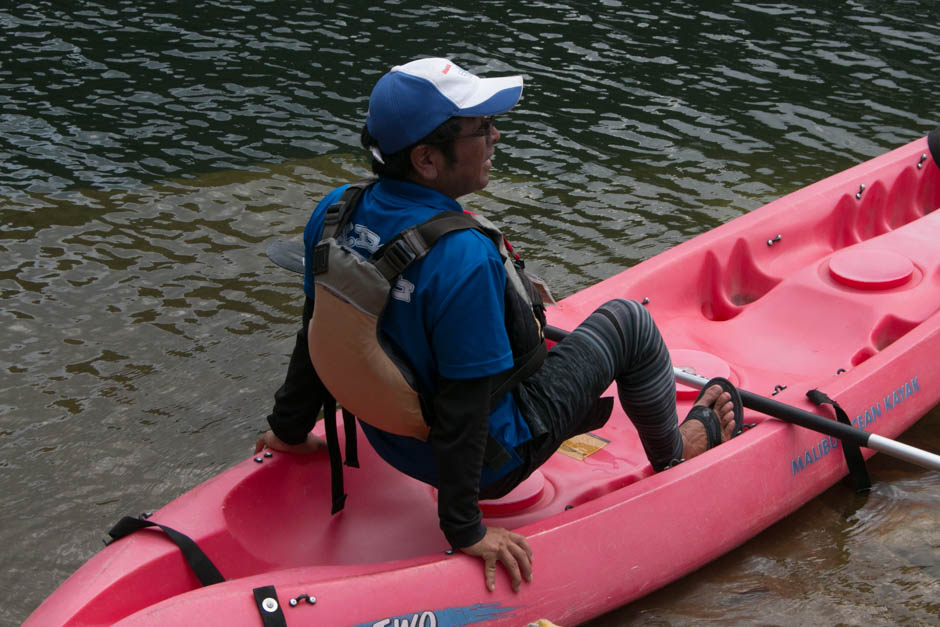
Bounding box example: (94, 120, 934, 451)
(558, 433, 609, 461)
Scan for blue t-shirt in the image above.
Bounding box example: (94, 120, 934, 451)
(303, 178, 531, 485)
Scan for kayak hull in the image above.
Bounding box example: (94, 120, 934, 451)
(25, 130, 940, 626)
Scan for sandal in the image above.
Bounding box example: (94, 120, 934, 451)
(681, 377, 744, 449)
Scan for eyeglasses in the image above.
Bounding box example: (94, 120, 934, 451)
(457, 116, 497, 139)
(423, 116, 497, 145)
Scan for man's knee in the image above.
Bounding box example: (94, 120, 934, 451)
(597, 298, 653, 331)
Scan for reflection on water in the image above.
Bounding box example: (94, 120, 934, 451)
(2, 1, 939, 624)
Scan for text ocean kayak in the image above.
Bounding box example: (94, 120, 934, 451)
(25, 128, 940, 626)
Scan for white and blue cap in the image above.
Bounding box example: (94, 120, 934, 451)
(366, 57, 524, 155)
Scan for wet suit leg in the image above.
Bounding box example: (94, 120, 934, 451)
(484, 299, 682, 498)
(598, 298, 684, 470)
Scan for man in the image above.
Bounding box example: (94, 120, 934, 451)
(256, 57, 739, 593)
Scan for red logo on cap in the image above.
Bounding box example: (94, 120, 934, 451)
(442, 63, 451, 74)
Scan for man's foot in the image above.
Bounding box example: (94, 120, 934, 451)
(678, 381, 740, 459)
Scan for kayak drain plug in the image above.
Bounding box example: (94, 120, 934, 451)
(290, 594, 316, 607)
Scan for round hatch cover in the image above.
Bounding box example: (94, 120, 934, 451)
(829, 248, 913, 290)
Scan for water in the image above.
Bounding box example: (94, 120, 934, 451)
(2, 1, 938, 624)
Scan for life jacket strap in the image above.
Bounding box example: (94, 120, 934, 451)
(372, 211, 483, 281)
(323, 394, 347, 514)
(483, 433, 513, 470)
(324, 398, 361, 515)
(343, 407, 359, 469)
(373, 237, 420, 280)
(323, 179, 375, 233)
(490, 340, 547, 403)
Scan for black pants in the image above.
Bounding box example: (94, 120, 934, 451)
(481, 299, 683, 499)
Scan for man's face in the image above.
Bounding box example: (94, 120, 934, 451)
(433, 116, 500, 199)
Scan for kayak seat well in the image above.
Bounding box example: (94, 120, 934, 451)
(698, 238, 781, 321)
(221, 445, 451, 569)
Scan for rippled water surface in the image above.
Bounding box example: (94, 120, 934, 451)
(2, 1, 939, 624)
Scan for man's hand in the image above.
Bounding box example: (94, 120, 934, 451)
(459, 526, 533, 592)
(254, 429, 326, 455)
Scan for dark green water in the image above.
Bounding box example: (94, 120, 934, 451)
(2, 1, 938, 624)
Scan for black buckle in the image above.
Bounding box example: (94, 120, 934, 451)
(313, 242, 330, 275)
(324, 200, 344, 225)
(381, 239, 417, 275)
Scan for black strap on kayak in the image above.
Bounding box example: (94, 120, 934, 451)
(106, 515, 225, 586)
(806, 389, 871, 492)
(323, 393, 348, 514)
(343, 407, 359, 469)
(252, 585, 288, 627)
(324, 400, 363, 515)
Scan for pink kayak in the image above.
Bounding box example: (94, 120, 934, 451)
(25, 129, 940, 626)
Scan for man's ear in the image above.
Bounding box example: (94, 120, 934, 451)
(409, 144, 440, 182)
